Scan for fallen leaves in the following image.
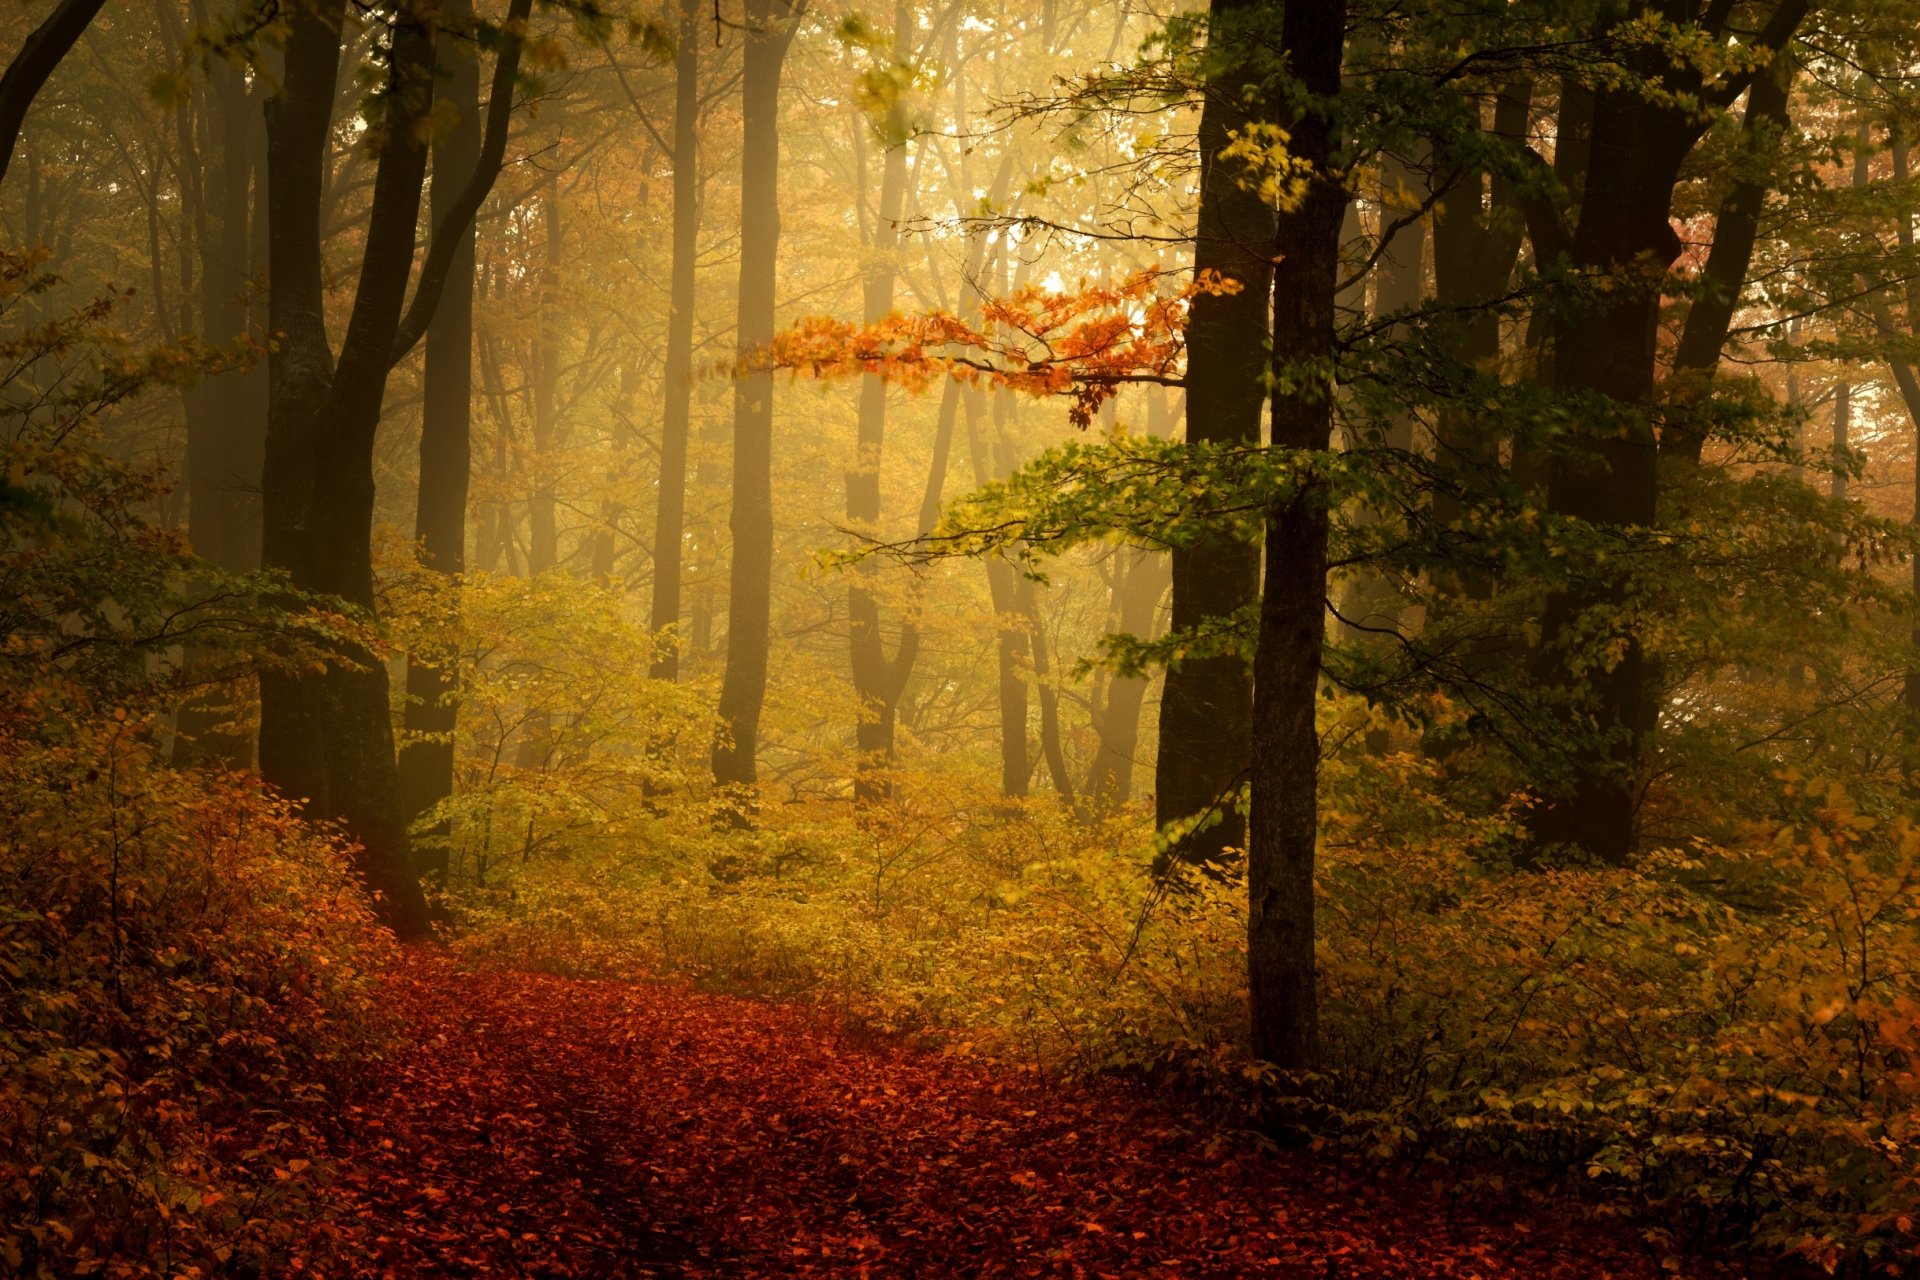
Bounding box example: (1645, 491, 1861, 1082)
(318, 950, 1806, 1278)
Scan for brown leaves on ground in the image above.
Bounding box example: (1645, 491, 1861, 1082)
(322, 950, 1786, 1279)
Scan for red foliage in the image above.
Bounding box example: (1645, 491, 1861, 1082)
(320, 951, 1809, 1279)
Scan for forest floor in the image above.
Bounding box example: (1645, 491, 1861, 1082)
(319, 949, 1788, 1279)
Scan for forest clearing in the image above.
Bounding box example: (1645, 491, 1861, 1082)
(5, 0, 1920, 1273)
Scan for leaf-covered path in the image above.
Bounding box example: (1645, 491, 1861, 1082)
(324, 951, 1770, 1279)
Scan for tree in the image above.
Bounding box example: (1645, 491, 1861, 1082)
(1525, 0, 1809, 863)
(648, 0, 703, 683)
(0, 0, 105, 187)
(1244, 0, 1347, 1071)
(1154, 0, 1276, 869)
(258, 0, 531, 935)
(712, 0, 805, 809)
(845, 0, 922, 802)
(399, 0, 484, 862)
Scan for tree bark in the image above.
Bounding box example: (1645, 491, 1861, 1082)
(1247, 0, 1345, 1073)
(260, 0, 528, 934)
(847, 4, 919, 802)
(1335, 148, 1425, 646)
(176, 53, 266, 768)
(1528, 0, 1805, 864)
(1155, 0, 1277, 868)
(258, 0, 349, 815)
(1429, 82, 1529, 601)
(1661, 50, 1796, 468)
(711, 0, 798, 809)
(1083, 545, 1170, 809)
(0, 0, 104, 188)
(399, 0, 483, 874)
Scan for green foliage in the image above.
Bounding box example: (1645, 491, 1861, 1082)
(382, 543, 716, 884)
(447, 693, 1920, 1272)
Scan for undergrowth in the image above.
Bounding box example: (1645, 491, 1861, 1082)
(447, 709, 1920, 1276)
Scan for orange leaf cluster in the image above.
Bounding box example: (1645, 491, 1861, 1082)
(756, 270, 1230, 428)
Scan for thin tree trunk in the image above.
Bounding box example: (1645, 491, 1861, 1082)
(847, 3, 919, 802)
(1016, 573, 1072, 797)
(528, 193, 562, 576)
(649, 0, 701, 680)
(1335, 148, 1424, 646)
(1082, 545, 1170, 808)
(399, 0, 482, 874)
(962, 383, 1028, 796)
(1247, 0, 1345, 1073)
(711, 0, 797, 809)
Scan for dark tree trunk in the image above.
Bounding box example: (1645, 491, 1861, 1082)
(1661, 52, 1796, 469)
(0, 0, 103, 187)
(1246, 0, 1345, 1073)
(1155, 0, 1277, 867)
(399, 0, 482, 875)
(258, 0, 349, 814)
(260, 0, 527, 935)
(1529, 0, 1806, 864)
(711, 0, 796, 807)
(1528, 97, 1692, 864)
(176, 55, 266, 768)
(649, 0, 701, 681)
(1429, 82, 1529, 601)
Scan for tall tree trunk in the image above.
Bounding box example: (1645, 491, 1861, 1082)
(1428, 82, 1529, 602)
(399, 0, 482, 875)
(1016, 573, 1072, 797)
(1661, 51, 1796, 469)
(258, 0, 350, 813)
(1871, 140, 1920, 781)
(528, 193, 563, 576)
(711, 0, 796, 809)
(847, 4, 919, 802)
(176, 54, 265, 767)
(1529, 1, 1805, 864)
(1155, 0, 1276, 868)
(962, 383, 1028, 796)
(649, 0, 701, 680)
(1830, 381, 1851, 504)
(1247, 0, 1345, 1073)
(258, 0, 528, 934)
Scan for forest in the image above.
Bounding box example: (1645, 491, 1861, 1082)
(5, 0, 1920, 1272)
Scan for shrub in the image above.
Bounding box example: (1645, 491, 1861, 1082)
(0, 711, 394, 1278)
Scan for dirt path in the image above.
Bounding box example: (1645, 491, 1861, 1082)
(321, 950, 1767, 1279)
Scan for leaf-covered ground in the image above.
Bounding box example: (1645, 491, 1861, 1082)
(321, 951, 1785, 1278)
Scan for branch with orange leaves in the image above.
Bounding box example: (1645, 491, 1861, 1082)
(747, 269, 1236, 428)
